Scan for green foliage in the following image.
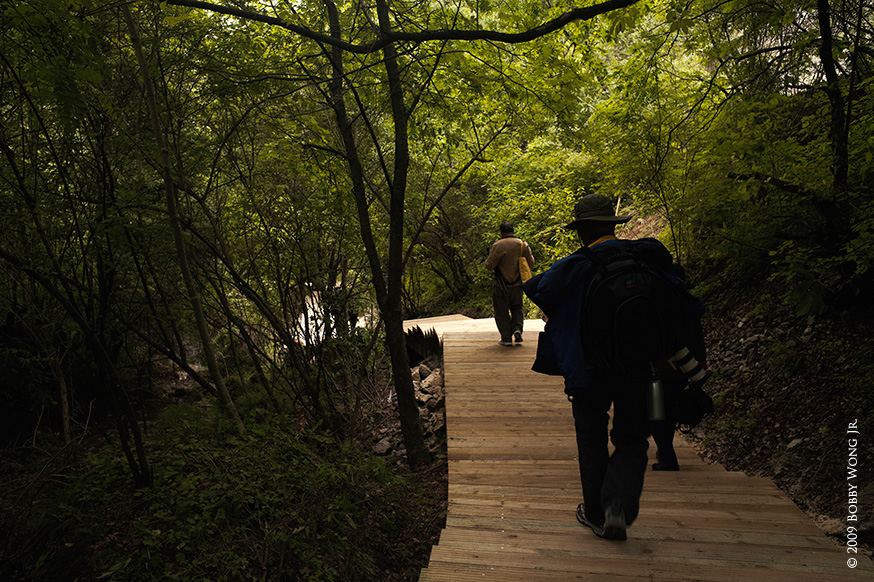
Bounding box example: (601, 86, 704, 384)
(769, 241, 833, 316)
(844, 197, 874, 278)
(671, 0, 873, 295)
(20, 406, 422, 581)
(533, 0, 874, 305)
(472, 137, 598, 263)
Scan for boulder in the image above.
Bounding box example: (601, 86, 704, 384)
(374, 437, 392, 455)
(421, 369, 443, 394)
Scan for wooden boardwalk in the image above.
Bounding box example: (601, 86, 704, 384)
(411, 317, 871, 581)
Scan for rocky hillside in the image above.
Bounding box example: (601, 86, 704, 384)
(689, 285, 874, 554)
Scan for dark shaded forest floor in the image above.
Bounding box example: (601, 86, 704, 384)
(392, 282, 874, 576)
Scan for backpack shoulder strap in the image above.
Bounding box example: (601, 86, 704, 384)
(577, 243, 600, 267)
(579, 240, 635, 273)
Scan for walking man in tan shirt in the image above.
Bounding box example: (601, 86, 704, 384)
(485, 222, 535, 346)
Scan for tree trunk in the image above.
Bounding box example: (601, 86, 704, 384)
(50, 356, 72, 448)
(375, 0, 431, 469)
(323, 0, 430, 469)
(816, 0, 849, 197)
(123, 6, 244, 435)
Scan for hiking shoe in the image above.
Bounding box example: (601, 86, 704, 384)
(652, 451, 679, 471)
(600, 505, 627, 541)
(513, 331, 523, 343)
(575, 503, 604, 537)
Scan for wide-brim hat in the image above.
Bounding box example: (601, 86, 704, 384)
(562, 194, 632, 229)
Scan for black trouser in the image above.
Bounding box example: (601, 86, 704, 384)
(572, 367, 650, 526)
(492, 285, 524, 341)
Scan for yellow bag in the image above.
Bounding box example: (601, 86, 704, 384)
(518, 240, 532, 282)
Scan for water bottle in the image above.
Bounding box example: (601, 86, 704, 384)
(647, 376, 665, 421)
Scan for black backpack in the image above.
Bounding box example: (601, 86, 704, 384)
(580, 244, 686, 373)
(673, 385, 715, 431)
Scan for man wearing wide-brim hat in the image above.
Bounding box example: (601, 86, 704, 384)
(561, 193, 633, 230)
(522, 193, 705, 541)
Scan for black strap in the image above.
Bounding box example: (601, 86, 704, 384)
(578, 242, 615, 277)
(577, 243, 599, 265)
(494, 268, 511, 294)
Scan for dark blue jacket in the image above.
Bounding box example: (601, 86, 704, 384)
(522, 237, 704, 396)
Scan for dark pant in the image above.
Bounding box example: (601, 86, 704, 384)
(572, 368, 650, 526)
(649, 419, 678, 468)
(492, 285, 524, 341)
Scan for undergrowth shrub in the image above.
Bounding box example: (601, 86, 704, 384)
(15, 405, 427, 582)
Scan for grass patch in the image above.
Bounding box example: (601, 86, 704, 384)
(5, 405, 434, 581)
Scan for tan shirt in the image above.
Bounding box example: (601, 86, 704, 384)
(485, 235, 535, 286)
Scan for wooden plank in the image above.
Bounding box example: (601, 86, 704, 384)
(421, 553, 855, 582)
(449, 485, 796, 508)
(442, 518, 835, 547)
(445, 501, 814, 527)
(431, 528, 844, 568)
(424, 536, 863, 580)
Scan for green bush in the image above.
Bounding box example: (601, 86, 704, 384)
(17, 406, 426, 581)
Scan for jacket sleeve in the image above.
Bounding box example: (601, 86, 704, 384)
(523, 254, 593, 394)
